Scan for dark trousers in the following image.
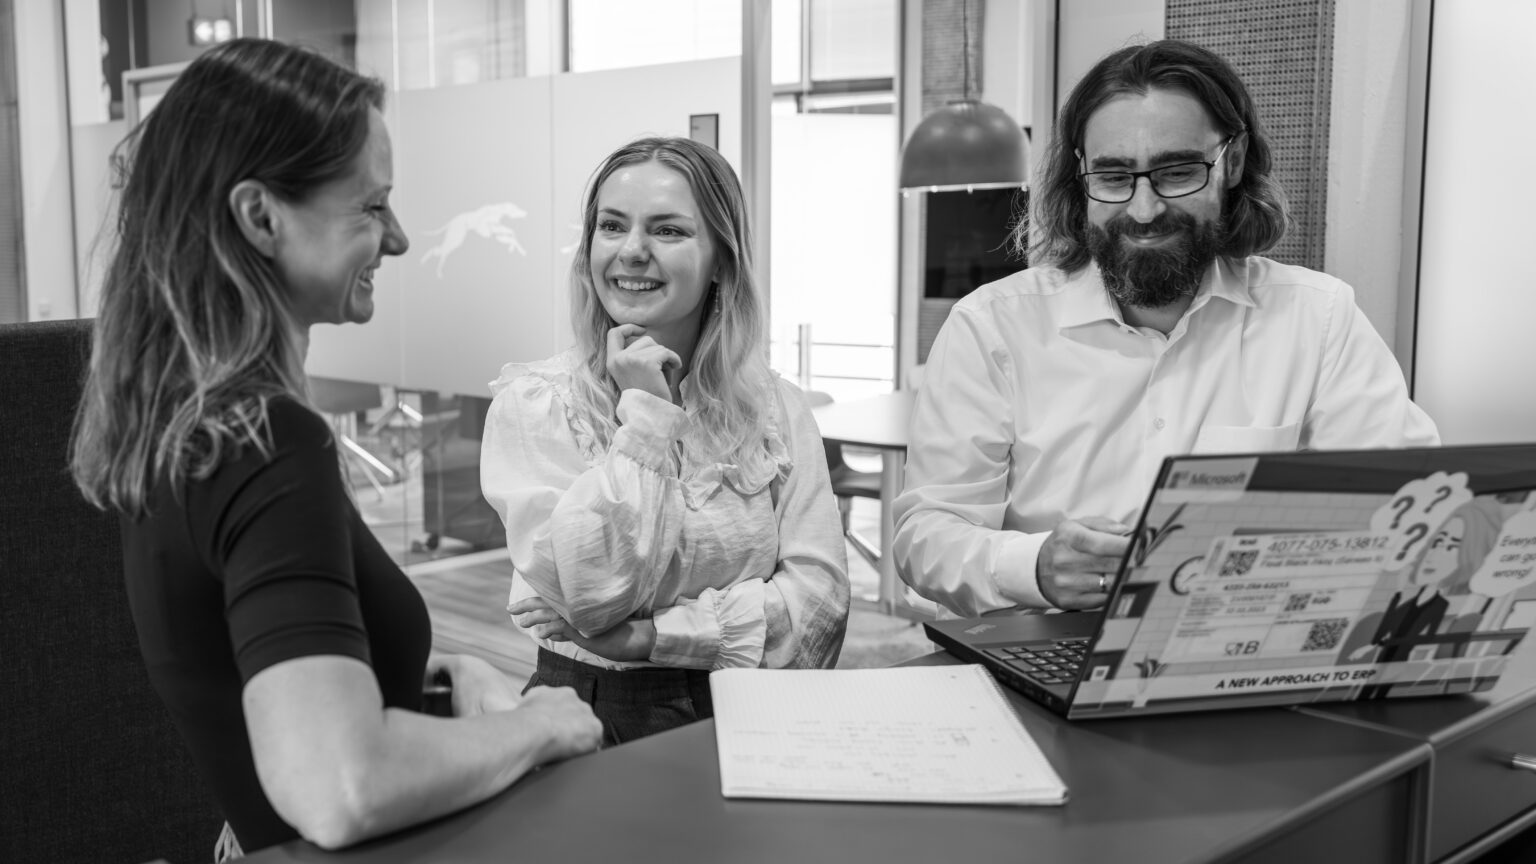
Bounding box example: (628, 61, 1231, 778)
(524, 647, 713, 747)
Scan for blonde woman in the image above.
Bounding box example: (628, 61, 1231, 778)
(481, 137, 850, 746)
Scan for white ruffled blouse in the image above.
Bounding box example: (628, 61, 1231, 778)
(480, 351, 850, 671)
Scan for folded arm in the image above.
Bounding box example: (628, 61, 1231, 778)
(513, 382, 851, 670)
(650, 382, 850, 669)
(481, 378, 687, 635)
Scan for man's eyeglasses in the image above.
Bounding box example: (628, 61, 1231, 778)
(1076, 136, 1236, 204)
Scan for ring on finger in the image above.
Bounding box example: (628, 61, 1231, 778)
(1097, 574, 1107, 592)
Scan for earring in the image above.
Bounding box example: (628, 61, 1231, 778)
(713, 283, 723, 316)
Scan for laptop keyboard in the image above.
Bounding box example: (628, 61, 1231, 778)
(984, 639, 1089, 686)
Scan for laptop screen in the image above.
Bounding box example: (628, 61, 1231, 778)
(1068, 445, 1536, 717)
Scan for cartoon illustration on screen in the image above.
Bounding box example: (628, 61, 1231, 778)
(1342, 497, 1506, 665)
(1069, 464, 1536, 715)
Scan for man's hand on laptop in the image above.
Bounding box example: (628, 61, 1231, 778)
(1035, 517, 1133, 610)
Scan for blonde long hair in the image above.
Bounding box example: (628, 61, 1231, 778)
(567, 137, 776, 479)
(71, 39, 384, 516)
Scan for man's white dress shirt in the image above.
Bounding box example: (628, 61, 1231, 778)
(893, 256, 1440, 618)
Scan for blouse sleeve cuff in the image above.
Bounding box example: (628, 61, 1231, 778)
(711, 580, 767, 669)
(613, 390, 687, 469)
(650, 583, 767, 670)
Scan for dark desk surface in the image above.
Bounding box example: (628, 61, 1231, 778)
(1296, 650, 1536, 862)
(242, 653, 1430, 864)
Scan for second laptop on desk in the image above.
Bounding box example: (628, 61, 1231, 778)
(926, 443, 1536, 720)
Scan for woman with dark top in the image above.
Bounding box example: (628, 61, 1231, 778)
(69, 39, 600, 858)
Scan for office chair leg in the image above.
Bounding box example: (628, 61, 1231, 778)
(847, 530, 881, 570)
(340, 443, 389, 501)
(324, 413, 398, 500)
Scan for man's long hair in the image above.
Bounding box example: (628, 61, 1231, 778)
(567, 137, 778, 483)
(1020, 39, 1289, 271)
(71, 39, 384, 516)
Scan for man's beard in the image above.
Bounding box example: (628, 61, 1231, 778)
(1086, 210, 1224, 309)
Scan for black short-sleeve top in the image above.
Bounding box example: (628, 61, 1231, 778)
(121, 397, 432, 852)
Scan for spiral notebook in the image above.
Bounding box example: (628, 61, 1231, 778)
(709, 665, 1067, 806)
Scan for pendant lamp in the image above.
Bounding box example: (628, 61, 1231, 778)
(898, 1, 1027, 193)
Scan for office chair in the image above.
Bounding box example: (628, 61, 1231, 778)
(310, 375, 398, 498)
(805, 390, 882, 567)
(0, 318, 223, 864)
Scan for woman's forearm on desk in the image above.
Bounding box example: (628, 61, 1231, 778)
(244, 654, 600, 850)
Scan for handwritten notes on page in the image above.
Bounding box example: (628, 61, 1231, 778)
(710, 665, 1067, 805)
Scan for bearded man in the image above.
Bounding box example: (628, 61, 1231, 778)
(892, 40, 1438, 618)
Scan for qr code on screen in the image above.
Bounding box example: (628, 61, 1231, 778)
(1284, 593, 1312, 612)
(1302, 618, 1349, 652)
(1219, 550, 1258, 577)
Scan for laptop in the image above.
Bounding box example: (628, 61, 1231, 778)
(924, 444, 1536, 719)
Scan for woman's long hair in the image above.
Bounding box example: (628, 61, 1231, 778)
(566, 137, 776, 480)
(1020, 39, 1290, 271)
(71, 39, 384, 516)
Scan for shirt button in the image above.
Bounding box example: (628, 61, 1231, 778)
(1153, 417, 1166, 430)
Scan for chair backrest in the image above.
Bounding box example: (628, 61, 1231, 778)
(309, 375, 384, 415)
(0, 319, 222, 864)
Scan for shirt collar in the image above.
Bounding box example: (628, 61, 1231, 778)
(1056, 256, 1256, 332)
(1056, 263, 1124, 329)
(1206, 255, 1258, 309)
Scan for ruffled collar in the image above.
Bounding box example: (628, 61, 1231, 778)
(491, 351, 794, 508)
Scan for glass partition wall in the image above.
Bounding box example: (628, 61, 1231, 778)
(62, 0, 900, 569)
